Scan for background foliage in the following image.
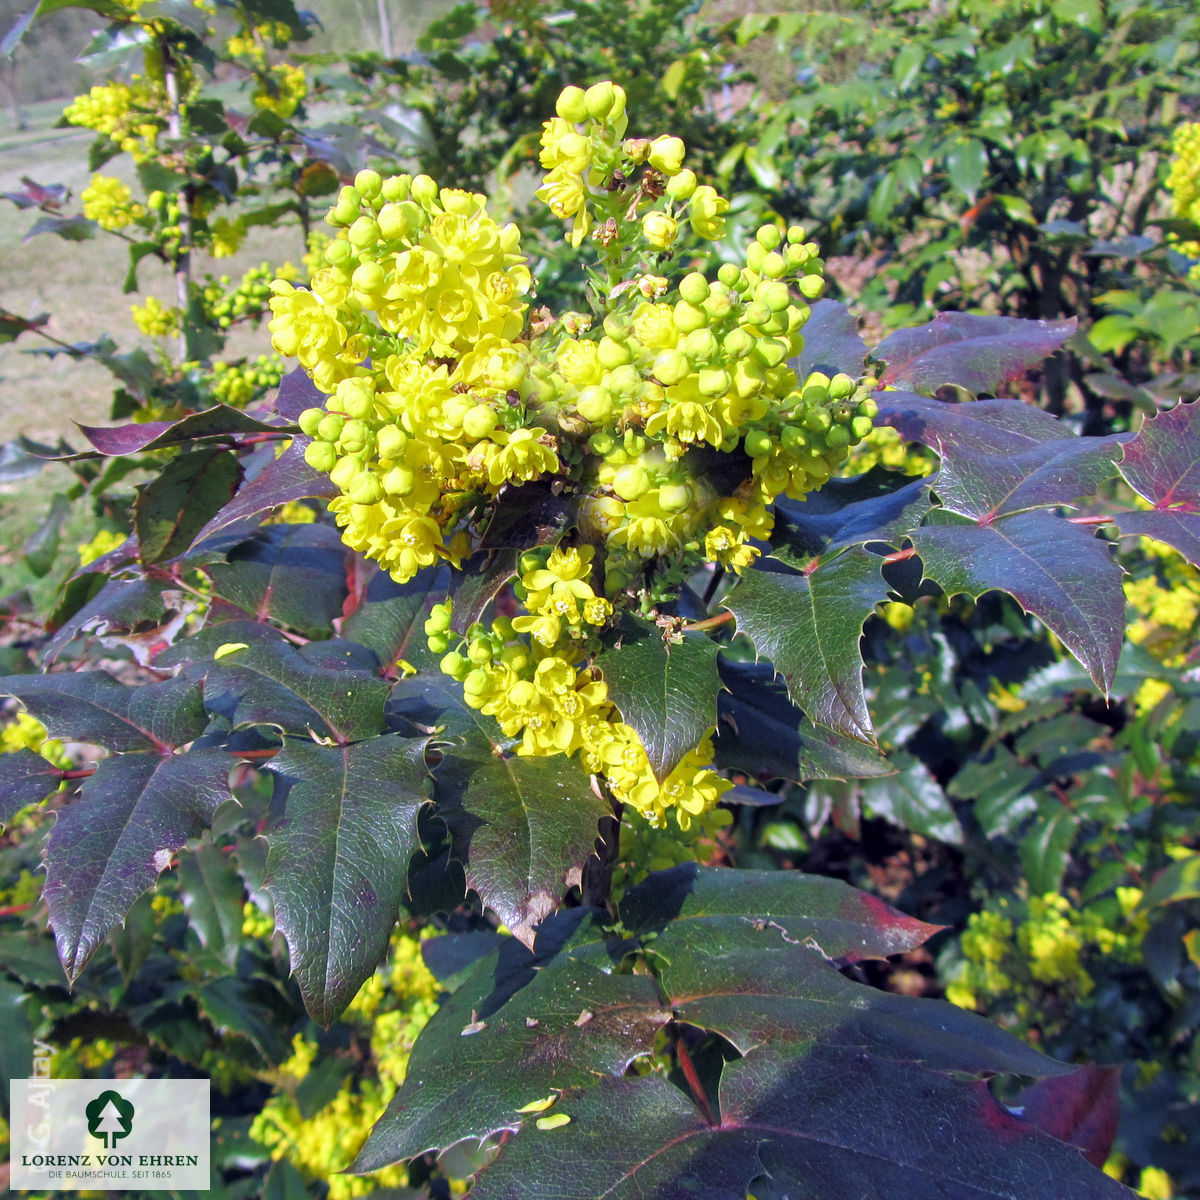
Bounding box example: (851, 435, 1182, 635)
(0, 1, 1198, 1198)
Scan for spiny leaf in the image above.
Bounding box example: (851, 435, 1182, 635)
(43, 748, 233, 981)
(0, 673, 207, 752)
(264, 736, 429, 1024)
(725, 553, 890, 742)
(0, 749, 63, 826)
(78, 404, 281, 457)
(206, 524, 349, 636)
(794, 299, 868, 379)
(1117, 398, 1200, 509)
(876, 390, 1072, 455)
(44, 577, 171, 664)
(176, 842, 247, 968)
(354, 910, 669, 1171)
(595, 617, 721, 781)
(340, 564, 449, 674)
(1113, 510, 1200, 568)
(873, 313, 1076, 395)
(435, 748, 609, 946)
(714, 660, 892, 782)
(134, 447, 241, 564)
(913, 511, 1123, 693)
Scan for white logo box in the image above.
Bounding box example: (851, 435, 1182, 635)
(10, 1078, 210, 1191)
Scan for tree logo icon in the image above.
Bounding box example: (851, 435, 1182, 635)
(85, 1090, 135, 1149)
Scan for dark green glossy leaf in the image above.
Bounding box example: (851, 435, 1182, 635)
(264, 735, 429, 1024)
(0, 748, 62, 825)
(946, 136, 988, 200)
(0, 977, 33, 1118)
(206, 524, 348, 636)
(354, 910, 669, 1171)
(177, 842, 246, 968)
(43, 746, 232, 981)
(726, 552, 890, 742)
(856, 753, 963, 844)
(595, 617, 721, 781)
(913, 511, 1123, 693)
(340, 563, 449, 674)
(873, 315, 1076, 395)
(435, 747, 609, 946)
(715, 661, 892, 782)
(135, 448, 242, 564)
(0, 673, 207, 752)
(447, 546, 519, 633)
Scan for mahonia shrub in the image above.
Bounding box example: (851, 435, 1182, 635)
(269, 80, 876, 833)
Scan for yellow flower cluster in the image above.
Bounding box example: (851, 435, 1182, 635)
(945, 890, 1147, 1020)
(0, 711, 70, 771)
(81, 174, 146, 231)
(78, 527, 127, 567)
(63, 79, 167, 161)
(430, 548, 732, 829)
(271, 82, 879, 830)
(253, 62, 307, 119)
(131, 295, 181, 338)
(249, 929, 444, 1199)
(1166, 122, 1200, 280)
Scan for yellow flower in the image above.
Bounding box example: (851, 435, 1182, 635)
(642, 211, 678, 250)
(648, 135, 685, 175)
(81, 174, 145, 231)
(688, 185, 729, 241)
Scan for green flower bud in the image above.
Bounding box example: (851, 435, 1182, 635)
(426, 633, 449, 655)
(653, 348, 691, 385)
(304, 440, 337, 472)
(298, 407, 324, 437)
(742, 299, 772, 327)
(717, 262, 741, 289)
(462, 404, 498, 440)
(829, 373, 856, 400)
(339, 419, 371, 454)
(752, 337, 789, 368)
(786, 225, 808, 244)
(330, 455, 358, 489)
(826, 424, 850, 448)
(410, 174, 439, 207)
(324, 238, 353, 265)
(857, 395, 879, 419)
(316, 413, 345, 442)
(702, 289, 733, 322)
(648, 135, 685, 175)
(642, 210, 678, 250)
(665, 168, 697, 201)
(348, 215, 380, 247)
(698, 366, 731, 396)
(756, 224, 783, 250)
(440, 650, 468, 678)
(681, 328, 719, 363)
(577, 386, 614, 423)
(463, 667, 490, 696)
(722, 327, 754, 359)
(798, 274, 825, 300)
(852, 415, 874, 440)
(377, 200, 420, 240)
(426, 604, 453, 633)
(613, 463, 651, 500)
(744, 428, 773, 458)
(349, 471, 383, 505)
(468, 639, 493, 665)
(597, 336, 633, 369)
(678, 272, 709, 306)
(761, 251, 787, 279)
(746, 241, 767, 273)
(354, 169, 382, 200)
(584, 81, 617, 120)
(803, 407, 832, 433)
(380, 174, 410, 202)
(337, 377, 376, 419)
(376, 424, 406, 459)
(556, 85, 589, 122)
(657, 482, 691, 513)
(622, 137, 651, 164)
(757, 280, 791, 312)
(382, 464, 415, 495)
(673, 300, 708, 333)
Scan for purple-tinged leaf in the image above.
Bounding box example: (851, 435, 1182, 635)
(206, 524, 348, 636)
(876, 391, 1071, 454)
(134, 448, 241, 564)
(0, 309, 50, 345)
(0, 673, 207, 752)
(340, 563, 449, 674)
(43, 747, 232, 981)
(595, 617, 721, 782)
(1117, 399, 1200, 509)
(265, 735, 429, 1025)
(715, 661, 892, 783)
(794, 299, 868, 379)
(1113, 510, 1200, 567)
(773, 470, 931, 562)
(873, 313, 1076, 395)
(1017, 1064, 1121, 1169)
(171, 633, 390, 744)
(43, 578, 172, 664)
(187, 438, 334, 547)
(913, 511, 1123, 693)
(619, 864, 938, 963)
(435, 747, 610, 947)
(355, 911, 669, 1171)
(725, 552, 890, 742)
(934, 436, 1123, 520)
(78, 404, 283, 456)
(271, 365, 324, 420)
(25, 214, 96, 242)
(0, 749, 62, 826)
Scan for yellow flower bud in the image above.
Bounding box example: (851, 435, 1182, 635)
(556, 85, 588, 122)
(641, 211, 678, 250)
(648, 135, 685, 175)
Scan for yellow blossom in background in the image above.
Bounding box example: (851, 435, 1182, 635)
(81, 174, 145, 230)
(131, 295, 181, 338)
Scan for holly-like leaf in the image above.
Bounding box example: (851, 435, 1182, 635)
(1116, 398, 1200, 509)
(619, 864, 939, 963)
(873, 314, 1077, 396)
(172, 633, 391, 744)
(856, 753, 963, 844)
(715, 660, 892, 782)
(264, 735, 429, 1024)
(0, 672, 207, 752)
(340, 563, 449, 674)
(595, 617, 721, 781)
(176, 842, 247, 968)
(43, 746, 232, 981)
(1017, 1064, 1121, 1169)
(25, 214, 96, 242)
(726, 552, 890, 742)
(877, 390, 1073, 454)
(0, 748, 62, 826)
(135, 447, 242, 564)
(78, 405, 282, 457)
(435, 747, 609, 946)
(206, 524, 348, 636)
(1113, 510, 1200, 568)
(447, 546, 519, 633)
(793, 299, 868, 380)
(188, 439, 334, 547)
(43, 577, 171, 663)
(354, 909, 669, 1171)
(913, 511, 1123, 693)
(272, 366, 323, 420)
(773, 471, 931, 562)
